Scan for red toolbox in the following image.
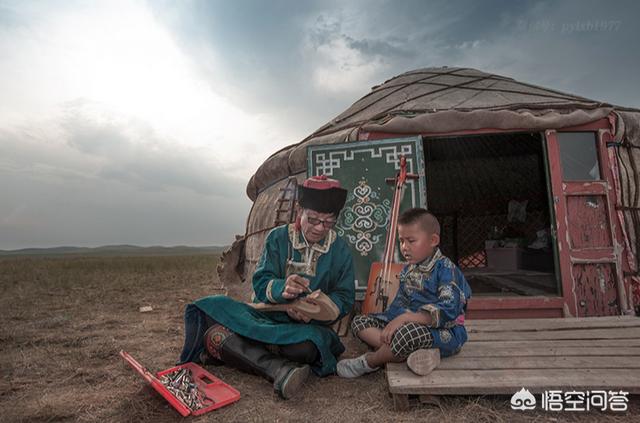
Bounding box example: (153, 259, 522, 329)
(120, 350, 240, 417)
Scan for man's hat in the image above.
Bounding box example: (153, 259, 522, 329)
(297, 175, 348, 216)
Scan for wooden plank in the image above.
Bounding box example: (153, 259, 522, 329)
(462, 338, 640, 348)
(456, 346, 640, 358)
(437, 356, 640, 370)
(387, 366, 640, 395)
(468, 327, 640, 341)
(467, 315, 639, 325)
(466, 316, 640, 332)
(385, 317, 640, 399)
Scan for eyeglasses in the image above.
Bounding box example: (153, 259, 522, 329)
(305, 215, 337, 228)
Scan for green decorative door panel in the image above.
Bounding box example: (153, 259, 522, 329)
(307, 137, 427, 295)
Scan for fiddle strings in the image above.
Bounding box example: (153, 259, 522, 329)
(381, 179, 403, 298)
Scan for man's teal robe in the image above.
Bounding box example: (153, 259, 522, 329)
(179, 224, 356, 376)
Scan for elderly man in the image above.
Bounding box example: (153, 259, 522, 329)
(177, 176, 355, 399)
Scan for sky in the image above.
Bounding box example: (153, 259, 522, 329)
(0, 0, 638, 250)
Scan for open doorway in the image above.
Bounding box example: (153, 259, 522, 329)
(424, 132, 560, 297)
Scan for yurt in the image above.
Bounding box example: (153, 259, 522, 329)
(219, 67, 640, 320)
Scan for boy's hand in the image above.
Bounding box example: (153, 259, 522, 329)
(380, 315, 408, 344)
(380, 311, 432, 344)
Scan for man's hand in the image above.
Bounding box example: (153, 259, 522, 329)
(282, 274, 311, 300)
(286, 308, 311, 323)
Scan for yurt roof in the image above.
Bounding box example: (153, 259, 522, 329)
(246, 66, 638, 200)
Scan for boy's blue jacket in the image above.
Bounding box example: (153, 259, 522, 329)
(371, 248, 472, 328)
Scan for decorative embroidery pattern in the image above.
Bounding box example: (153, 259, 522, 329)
(403, 249, 444, 292)
(204, 324, 232, 360)
(438, 285, 455, 303)
(313, 144, 414, 176)
(417, 249, 444, 273)
(335, 178, 391, 257)
(439, 329, 453, 344)
(266, 279, 276, 303)
(421, 303, 441, 327)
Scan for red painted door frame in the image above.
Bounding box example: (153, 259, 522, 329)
(545, 128, 627, 317)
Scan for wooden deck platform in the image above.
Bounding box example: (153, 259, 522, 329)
(387, 316, 640, 410)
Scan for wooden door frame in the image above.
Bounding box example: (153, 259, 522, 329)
(545, 127, 628, 316)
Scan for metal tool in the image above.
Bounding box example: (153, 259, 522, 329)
(160, 368, 209, 410)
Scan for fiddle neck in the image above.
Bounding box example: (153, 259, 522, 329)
(382, 180, 403, 266)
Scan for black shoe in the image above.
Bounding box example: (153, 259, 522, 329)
(274, 364, 311, 399)
(219, 334, 310, 399)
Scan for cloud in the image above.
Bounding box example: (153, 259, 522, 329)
(1, 0, 639, 250)
(58, 99, 244, 197)
(158, 0, 640, 119)
(0, 0, 285, 248)
(0, 108, 251, 249)
(1, 98, 246, 197)
(0, 0, 292, 178)
(434, 0, 640, 108)
(300, 11, 414, 96)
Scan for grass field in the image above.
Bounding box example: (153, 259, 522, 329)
(1, 255, 637, 422)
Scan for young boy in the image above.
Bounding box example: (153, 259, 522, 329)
(337, 208, 472, 378)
